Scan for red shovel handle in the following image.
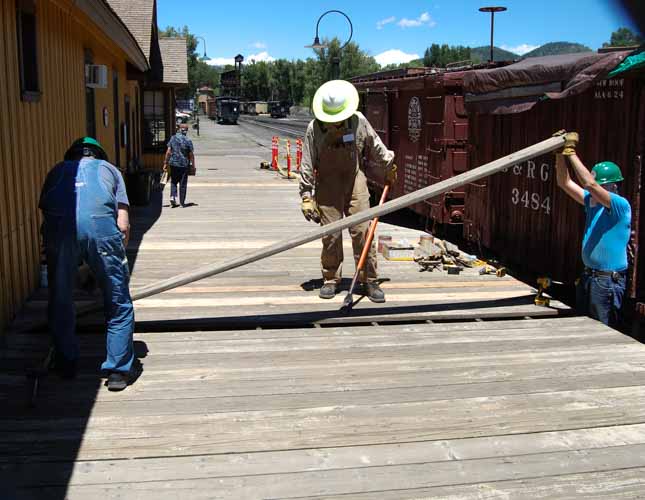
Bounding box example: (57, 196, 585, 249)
(355, 184, 390, 279)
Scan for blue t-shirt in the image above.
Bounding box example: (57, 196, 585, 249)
(581, 191, 631, 271)
(167, 133, 194, 168)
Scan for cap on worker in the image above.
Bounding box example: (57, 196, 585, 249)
(312, 80, 360, 123)
(591, 161, 624, 184)
(65, 137, 108, 161)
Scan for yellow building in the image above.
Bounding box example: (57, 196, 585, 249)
(0, 0, 187, 334)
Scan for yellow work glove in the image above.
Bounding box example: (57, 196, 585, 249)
(301, 196, 321, 223)
(385, 163, 398, 184)
(559, 132, 578, 156)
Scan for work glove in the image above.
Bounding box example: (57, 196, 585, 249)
(553, 130, 579, 156)
(385, 163, 398, 184)
(301, 196, 321, 223)
(562, 132, 579, 156)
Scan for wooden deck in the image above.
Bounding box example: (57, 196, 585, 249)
(2, 119, 645, 499)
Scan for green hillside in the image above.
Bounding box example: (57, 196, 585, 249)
(470, 46, 518, 62)
(522, 42, 593, 58)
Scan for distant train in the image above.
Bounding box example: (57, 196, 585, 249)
(351, 50, 645, 310)
(207, 96, 240, 124)
(269, 100, 291, 118)
(242, 101, 268, 115)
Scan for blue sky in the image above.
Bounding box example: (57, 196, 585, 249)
(157, 0, 640, 66)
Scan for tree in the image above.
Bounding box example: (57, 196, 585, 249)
(160, 25, 219, 98)
(423, 43, 471, 67)
(603, 27, 643, 47)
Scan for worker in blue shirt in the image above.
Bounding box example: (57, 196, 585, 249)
(39, 137, 135, 391)
(555, 132, 631, 328)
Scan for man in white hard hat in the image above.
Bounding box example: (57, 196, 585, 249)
(300, 80, 397, 302)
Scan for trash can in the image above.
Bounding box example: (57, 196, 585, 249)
(126, 171, 152, 206)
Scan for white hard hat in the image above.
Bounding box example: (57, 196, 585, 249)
(312, 80, 359, 123)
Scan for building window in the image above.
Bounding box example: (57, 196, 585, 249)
(16, 0, 40, 101)
(143, 90, 166, 151)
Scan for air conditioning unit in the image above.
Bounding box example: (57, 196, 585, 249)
(85, 64, 108, 88)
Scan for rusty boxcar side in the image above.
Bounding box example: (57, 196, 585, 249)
(464, 62, 645, 304)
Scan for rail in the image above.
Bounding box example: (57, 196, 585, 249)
(239, 115, 309, 138)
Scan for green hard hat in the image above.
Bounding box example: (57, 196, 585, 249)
(591, 161, 623, 185)
(65, 136, 108, 161)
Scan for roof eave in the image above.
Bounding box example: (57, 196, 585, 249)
(76, 0, 150, 72)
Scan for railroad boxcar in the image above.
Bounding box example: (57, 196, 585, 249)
(215, 96, 240, 124)
(206, 97, 216, 120)
(255, 101, 269, 115)
(462, 51, 645, 307)
(352, 67, 476, 228)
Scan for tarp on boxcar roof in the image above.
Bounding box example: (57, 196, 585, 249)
(464, 51, 633, 114)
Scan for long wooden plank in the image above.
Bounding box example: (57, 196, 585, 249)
(9, 446, 645, 499)
(2, 323, 622, 359)
(3, 386, 645, 461)
(5, 347, 645, 404)
(5, 424, 645, 487)
(4, 372, 642, 418)
(5, 343, 644, 379)
(2, 317, 608, 350)
(6, 317, 593, 343)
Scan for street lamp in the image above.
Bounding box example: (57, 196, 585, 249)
(195, 36, 208, 60)
(478, 6, 506, 63)
(305, 10, 353, 80)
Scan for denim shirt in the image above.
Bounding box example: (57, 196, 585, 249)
(167, 133, 194, 168)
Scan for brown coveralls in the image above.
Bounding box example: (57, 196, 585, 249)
(300, 111, 395, 284)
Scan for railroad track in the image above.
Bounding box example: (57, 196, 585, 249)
(239, 115, 309, 137)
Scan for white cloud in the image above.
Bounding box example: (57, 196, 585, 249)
(251, 41, 267, 49)
(248, 51, 275, 62)
(501, 44, 539, 56)
(375, 49, 420, 66)
(377, 16, 396, 30)
(206, 51, 276, 66)
(397, 12, 436, 28)
(206, 57, 234, 66)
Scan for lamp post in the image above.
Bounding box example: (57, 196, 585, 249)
(195, 36, 208, 60)
(305, 10, 353, 80)
(478, 6, 506, 63)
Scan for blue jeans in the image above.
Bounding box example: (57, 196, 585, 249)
(45, 220, 135, 373)
(170, 166, 188, 205)
(576, 270, 626, 328)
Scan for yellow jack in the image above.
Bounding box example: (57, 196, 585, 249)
(535, 277, 551, 307)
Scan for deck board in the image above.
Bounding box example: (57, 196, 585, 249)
(2, 119, 645, 499)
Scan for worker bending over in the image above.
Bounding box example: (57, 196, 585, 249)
(39, 138, 135, 391)
(300, 80, 397, 302)
(555, 132, 631, 328)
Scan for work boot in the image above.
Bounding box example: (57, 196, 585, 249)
(107, 372, 128, 391)
(365, 282, 386, 303)
(319, 282, 336, 299)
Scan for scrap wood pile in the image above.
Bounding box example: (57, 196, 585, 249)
(412, 236, 480, 274)
(381, 234, 502, 276)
